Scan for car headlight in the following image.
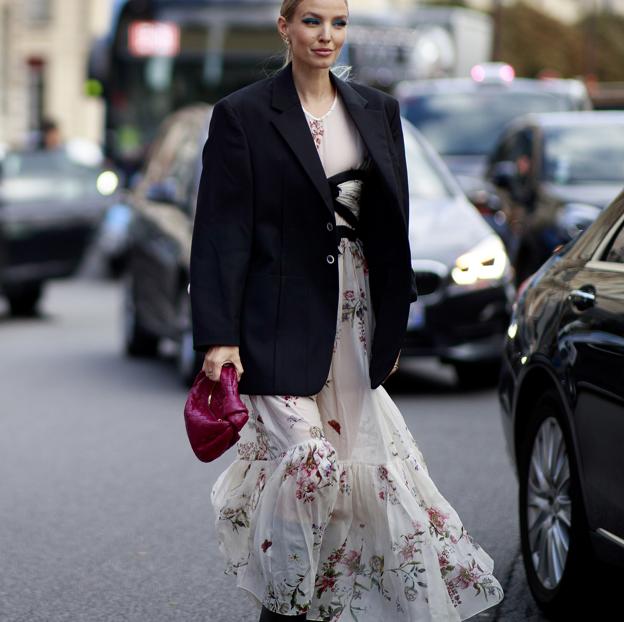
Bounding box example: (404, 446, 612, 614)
(451, 235, 508, 286)
(97, 170, 119, 196)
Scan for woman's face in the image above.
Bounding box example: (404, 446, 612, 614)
(278, 0, 349, 71)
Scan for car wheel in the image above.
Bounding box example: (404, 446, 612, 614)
(122, 274, 159, 357)
(7, 283, 43, 317)
(519, 390, 593, 618)
(452, 360, 500, 389)
(176, 290, 202, 386)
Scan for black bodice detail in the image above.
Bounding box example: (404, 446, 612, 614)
(326, 166, 370, 244)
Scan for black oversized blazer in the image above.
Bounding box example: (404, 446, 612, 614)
(190, 61, 417, 396)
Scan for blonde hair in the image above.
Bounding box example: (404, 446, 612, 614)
(279, 0, 351, 79)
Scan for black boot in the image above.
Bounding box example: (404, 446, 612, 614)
(259, 605, 307, 621)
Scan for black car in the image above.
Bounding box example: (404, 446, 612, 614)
(486, 111, 624, 285)
(0, 143, 120, 315)
(498, 191, 624, 616)
(123, 104, 512, 386)
(401, 120, 513, 386)
(395, 64, 591, 246)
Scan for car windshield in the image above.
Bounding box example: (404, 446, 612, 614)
(401, 121, 455, 199)
(402, 90, 570, 156)
(0, 147, 104, 204)
(543, 124, 624, 184)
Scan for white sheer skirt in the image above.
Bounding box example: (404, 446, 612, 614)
(211, 233, 504, 621)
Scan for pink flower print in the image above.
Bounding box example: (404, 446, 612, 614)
(318, 574, 337, 593)
(456, 564, 482, 590)
(327, 543, 346, 565)
(342, 549, 362, 576)
(398, 540, 418, 563)
(307, 118, 324, 149)
(344, 290, 355, 301)
(261, 539, 272, 552)
(295, 476, 318, 503)
(427, 506, 449, 533)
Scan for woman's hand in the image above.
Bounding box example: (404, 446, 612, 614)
(203, 346, 244, 382)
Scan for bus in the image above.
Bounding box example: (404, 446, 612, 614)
(88, 0, 293, 177)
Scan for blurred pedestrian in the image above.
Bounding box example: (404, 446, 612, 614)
(39, 118, 62, 150)
(190, 1, 504, 620)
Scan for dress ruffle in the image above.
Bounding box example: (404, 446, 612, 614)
(211, 385, 504, 621)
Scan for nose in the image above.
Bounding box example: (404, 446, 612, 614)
(319, 22, 331, 42)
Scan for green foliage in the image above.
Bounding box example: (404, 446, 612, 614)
(577, 12, 624, 81)
(497, 2, 583, 78)
(494, 2, 624, 81)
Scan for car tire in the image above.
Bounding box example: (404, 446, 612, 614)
(7, 283, 43, 317)
(452, 360, 500, 389)
(518, 389, 593, 618)
(176, 289, 202, 387)
(122, 274, 159, 357)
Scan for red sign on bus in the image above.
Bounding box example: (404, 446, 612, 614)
(128, 21, 180, 57)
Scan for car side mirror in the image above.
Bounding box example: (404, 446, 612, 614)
(490, 161, 518, 190)
(145, 177, 178, 205)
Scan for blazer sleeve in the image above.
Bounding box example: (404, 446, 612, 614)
(387, 98, 418, 303)
(190, 98, 253, 351)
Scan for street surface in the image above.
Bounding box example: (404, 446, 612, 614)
(0, 278, 548, 622)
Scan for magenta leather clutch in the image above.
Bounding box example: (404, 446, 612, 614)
(183, 365, 249, 462)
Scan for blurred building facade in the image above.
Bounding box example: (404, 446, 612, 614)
(0, 0, 111, 148)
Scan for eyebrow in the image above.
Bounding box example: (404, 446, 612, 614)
(302, 12, 349, 19)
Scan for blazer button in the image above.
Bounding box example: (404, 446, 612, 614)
(326, 254, 335, 264)
(326, 222, 334, 231)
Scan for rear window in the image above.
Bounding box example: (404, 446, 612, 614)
(402, 90, 570, 157)
(0, 149, 103, 203)
(543, 124, 624, 185)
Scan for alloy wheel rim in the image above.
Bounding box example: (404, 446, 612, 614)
(526, 415, 572, 590)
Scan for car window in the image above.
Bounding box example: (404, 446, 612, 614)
(166, 122, 202, 206)
(0, 149, 103, 203)
(141, 114, 201, 206)
(602, 221, 624, 263)
(401, 122, 454, 199)
(142, 118, 189, 187)
(401, 90, 569, 156)
(543, 124, 624, 184)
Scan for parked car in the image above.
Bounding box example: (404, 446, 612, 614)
(487, 111, 624, 285)
(498, 190, 624, 616)
(123, 104, 513, 386)
(395, 64, 591, 246)
(0, 141, 119, 315)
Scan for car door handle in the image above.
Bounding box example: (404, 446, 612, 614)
(569, 287, 596, 310)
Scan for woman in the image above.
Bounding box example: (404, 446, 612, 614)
(190, 1, 504, 620)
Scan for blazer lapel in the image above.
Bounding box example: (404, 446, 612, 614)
(270, 62, 400, 218)
(271, 63, 334, 216)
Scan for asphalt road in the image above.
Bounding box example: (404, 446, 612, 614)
(0, 278, 548, 622)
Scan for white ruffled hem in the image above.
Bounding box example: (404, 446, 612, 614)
(211, 451, 504, 622)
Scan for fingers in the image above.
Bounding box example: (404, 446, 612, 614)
(203, 347, 244, 382)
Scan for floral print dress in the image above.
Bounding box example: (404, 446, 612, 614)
(210, 91, 504, 621)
